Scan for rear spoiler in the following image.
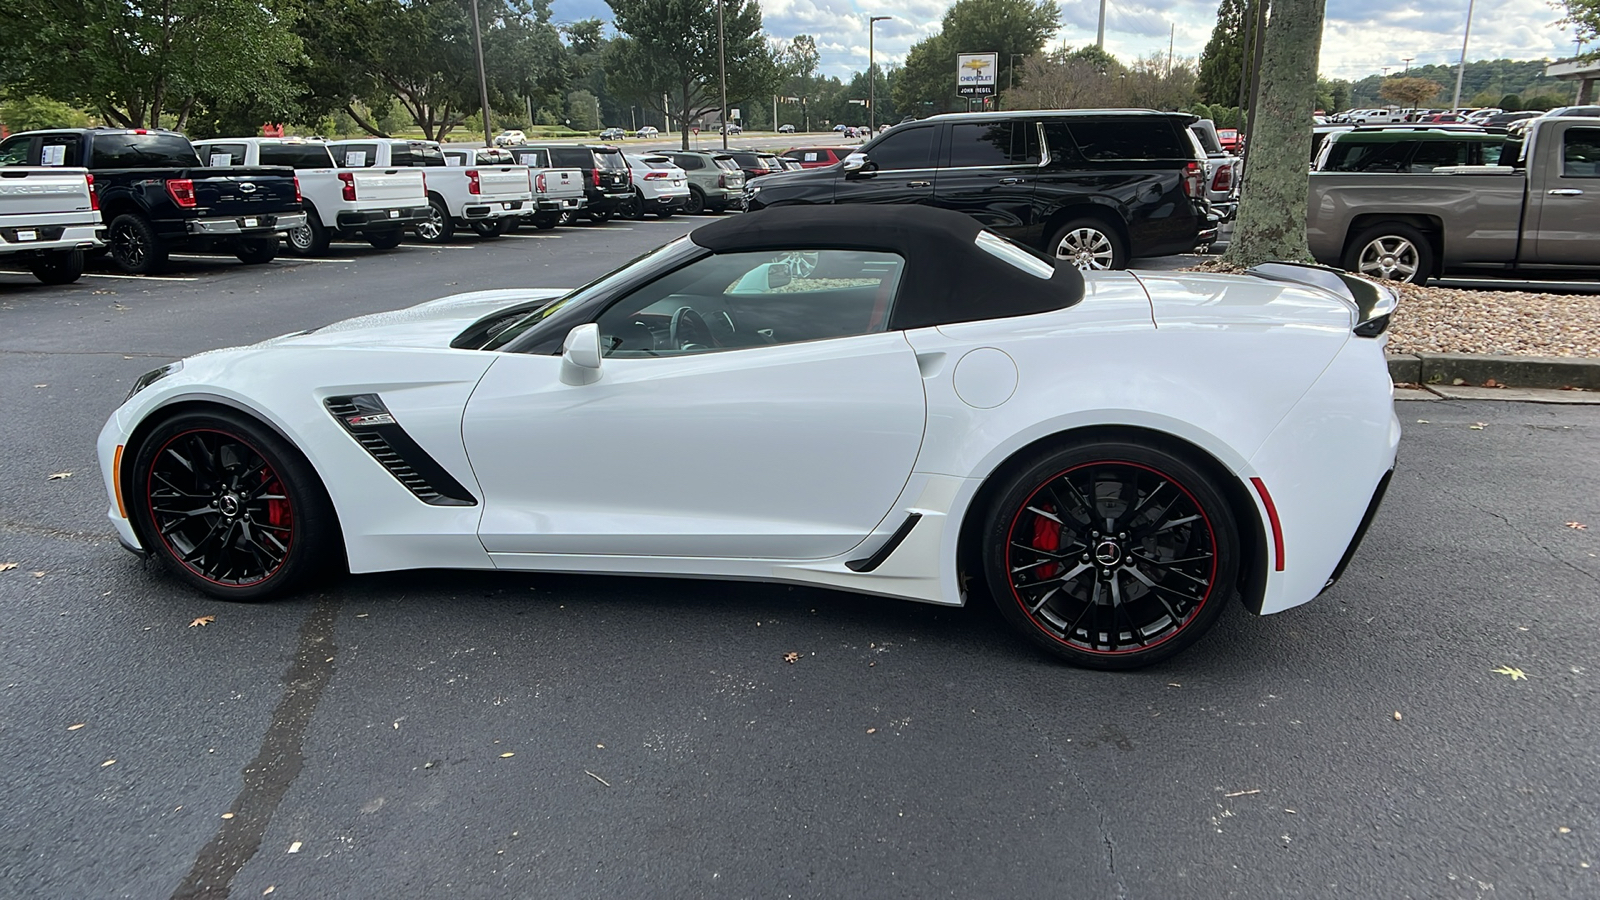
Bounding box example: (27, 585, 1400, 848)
(1246, 262, 1398, 338)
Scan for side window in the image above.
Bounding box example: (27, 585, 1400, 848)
(1561, 128, 1600, 177)
(594, 249, 906, 357)
(864, 126, 934, 170)
(1479, 142, 1505, 166)
(1323, 140, 1412, 173)
(1065, 119, 1187, 160)
(677, 155, 704, 170)
(338, 143, 377, 167)
(0, 137, 30, 166)
(947, 121, 1016, 167)
(550, 147, 590, 168)
(1409, 141, 1470, 172)
(202, 143, 249, 166)
(1040, 123, 1086, 166)
(443, 151, 468, 166)
(39, 135, 81, 167)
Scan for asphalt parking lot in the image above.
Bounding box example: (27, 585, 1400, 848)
(3, 221, 1598, 899)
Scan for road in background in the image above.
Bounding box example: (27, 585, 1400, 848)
(2, 222, 1597, 898)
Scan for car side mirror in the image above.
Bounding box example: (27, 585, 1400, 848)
(560, 323, 603, 386)
(767, 264, 792, 289)
(841, 152, 870, 175)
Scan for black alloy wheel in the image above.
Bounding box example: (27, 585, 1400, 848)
(130, 411, 337, 600)
(586, 208, 613, 224)
(107, 213, 168, 275)
(683, 187, 706, 215)
(982, 441, 1239, 669)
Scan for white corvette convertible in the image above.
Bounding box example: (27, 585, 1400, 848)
(99, 207, 1399, 668)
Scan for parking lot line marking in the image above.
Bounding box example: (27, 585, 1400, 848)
(499, 233, 562, 240)
(281, 258, 359, 263)
(82, 273, 201, 282)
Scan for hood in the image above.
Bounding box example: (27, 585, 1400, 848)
(254, 288, 570, 351)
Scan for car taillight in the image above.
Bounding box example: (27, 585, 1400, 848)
(338, 171, 356, 201)
(293, 176, 302, 203)
(719, 173, 729, 188)
(166, 179, 197, 208)
(535, 172, 546, 192)
(86, 174, 98, 211)
(1211, 163, 1232, 193)
(1182, 161, 1204, 200)
(592, 167, 601, 187)
(644, 171, 667, 180)
(466, 169, 481, 195)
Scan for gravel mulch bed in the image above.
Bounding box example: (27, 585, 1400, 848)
(1387, 283, 1600, 358)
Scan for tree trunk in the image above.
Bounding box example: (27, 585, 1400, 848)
(1222, 0, 1326, 267)
(346, 104, 391, 138)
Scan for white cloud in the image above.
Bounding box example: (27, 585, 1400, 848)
(551, 0, 1584, 81)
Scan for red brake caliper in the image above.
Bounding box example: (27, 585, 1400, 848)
(1032, 505, 1060, 578)
(264, 477, 290, 530)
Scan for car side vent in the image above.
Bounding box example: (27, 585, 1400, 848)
(324, 394, 477, 507)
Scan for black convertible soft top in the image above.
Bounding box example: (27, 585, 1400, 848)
(690, 206, 1085, 330)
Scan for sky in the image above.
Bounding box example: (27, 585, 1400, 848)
(548, 0, 1586, 82)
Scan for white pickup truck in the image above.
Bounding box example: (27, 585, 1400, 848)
(328, 139, 533, 243)
(194, 138, 428, 255)
(502, 146, 587, 229)
(0, 166, 103, 284)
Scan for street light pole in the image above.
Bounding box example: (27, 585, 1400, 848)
(1097, 0, 1107, 49)
(718, 0, 728, 150)
(869, 15, 891, 130)
(1451, 0, 1478, 110)
(469, 0, 494, 147)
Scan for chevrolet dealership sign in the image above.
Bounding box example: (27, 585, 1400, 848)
(956, 52, 998, 96)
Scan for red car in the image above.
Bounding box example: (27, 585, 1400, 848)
(1217, 128, 1241, 152)
(781, 146, 849, 169)
(1417, 113, 1469, 124)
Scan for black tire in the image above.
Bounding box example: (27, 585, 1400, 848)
(656, 207, 676, 219)
(107, 213, 169, 275)
(1343, 222, 1433, 285)
(683, 187, 706, 215)
(128, 409, 340, 601)
(586, 208, 613, 224)
(414, 197, 455, 244)
(531, 213, 560, 230)
(285, 210, 330, 256)
(235, 237, 278, 265)
(619, 192, 644, 220)
(1049, 218, 1127, 271)
(469, 218, 509, 238)
(980, 440, 1240, 670)
(30, 249, 85, 285)
(557, 210, 574, 226)
(501, 219, 521, 234)
(365, 229, 405, 250)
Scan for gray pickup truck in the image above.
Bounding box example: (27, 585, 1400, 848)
(1307, 116, 1600, 283)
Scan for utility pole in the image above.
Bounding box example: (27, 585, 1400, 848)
(718, 0, 728, 150)
(869, 16, 891, 130)
(1167, 23, 1174, 75)
(469, 0, 494, 147)
(1097, 0, 1107, 48)
(1451, 0, 1478, 110)
(1402, 57, 1413, 72)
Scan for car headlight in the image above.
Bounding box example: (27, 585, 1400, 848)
(126, 361, 182, 402)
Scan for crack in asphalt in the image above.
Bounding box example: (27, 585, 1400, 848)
(170, 595, 341, 900)
(0, 518, 113, 544)
(1064, 761, 1129, 900)
(1463, 498, 1600, 589)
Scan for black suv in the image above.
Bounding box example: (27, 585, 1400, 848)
(744, 110, 1209, 268)
(525, 144, 633, 222)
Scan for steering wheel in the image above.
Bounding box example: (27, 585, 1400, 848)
(669, 306, 715, 351)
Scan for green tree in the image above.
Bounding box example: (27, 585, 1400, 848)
(776, 34, 822, 130)
(0, 0, 303, 129)
(1379, 76, 1441, 109)
(567, 90, 601, 130)
(1222, 0, 1326, 267)
(0, 95, 91, 131)
(606, 0, 777, 150)
(1315, 77, 1350, 114)
(1196, 0, 1250, 105)
(1499, 93, 1523, 110)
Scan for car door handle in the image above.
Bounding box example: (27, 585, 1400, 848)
(998, 177, 1024, 185)
(1548, 188, 1585, 196)
(907, 180, 931, 188)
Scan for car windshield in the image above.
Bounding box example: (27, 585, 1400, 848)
(477, 237, 699, 351)
(91, 133, 202, 168)
(595, 150, 627, 170)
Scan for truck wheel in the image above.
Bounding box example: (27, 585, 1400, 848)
(469, 219, 508, 238)
(586, 208, 613, 224)
(684, 188, 706, 215)
(1050, 218, 1126, 271)
(1344, 223, 1433, 285)
(30, 249, 86, 285)
(285, 212, 330, 256)
(414, 198, 455, 243)
(531, 213, 560, 230)
(235, 237, 279, 265)
(365, 229, 404, 250)
(107, 214, 169, 275)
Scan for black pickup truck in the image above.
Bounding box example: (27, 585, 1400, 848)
(0, 128, 305, 274)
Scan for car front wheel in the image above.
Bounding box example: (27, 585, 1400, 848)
(129, 410, 339, 600)
(684, 188, 706, 215)
(1344, 223, 1433, 285)
(980, 440, 1239, 669)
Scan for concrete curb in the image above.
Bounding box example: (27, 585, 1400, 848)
(1387, 353, 1600, 391)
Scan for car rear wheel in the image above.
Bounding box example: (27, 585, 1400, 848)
(656, 207, 676, 219)
(365, 229, 405, 249)
(470, 218, 509, 238)
(108, 213, 169, 275)
(1344, 223, 1432, 285)
(285, 213, 330, 256)
(30, 249, 85, 285)
(414, 198, 455, 243)
(1050, 219, 1126, 271)
(531, 213, 560, 230)
(684, 188, 706, 215)
(129, 410, 339, 601)
(619, 192, 644, 219)
(980, 440, 1239, 669)
(234, 238, 278, 265)
(586, 208, 613, 224)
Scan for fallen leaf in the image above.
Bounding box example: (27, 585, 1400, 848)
(1567, 522, 1588, 530)
(1223, 789, 1261, 798)
(1559, 826, 1572, 834)
(1492, 665, 1528, 681)
(0, 562, 16, 572)
(189, 616, 215, 628)
(31, 571, 46, 578)
(1415, 419, 1430, 424)
(1483, 378, 1498, 388)
(596, 743, 604, 749)
(584, 770, 611, 786)
(866, 727, 877, 734)
(34, 384, 47, 388)
(221, 812, 234, 819)
(1468, 422, 1486, 430)
(783, 651, 800, 664)
(287, 841, 302, 853)
(101, 759, 116, 767)
(1452, 377, 1466, 386)
(67, 723, 85, 731)
(47, 471, 72, 480)
(1393, 711, 1402, 721)
(499, 752, 515, 758)
(264, 888, 275, 896)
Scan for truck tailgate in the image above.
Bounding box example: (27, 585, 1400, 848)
(473, 166, 532, 198)
(536, 168, 585, 200)
(0, 167, 95, 222)
(349, 168, 426, 204)
(186, 167, 300, 217)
